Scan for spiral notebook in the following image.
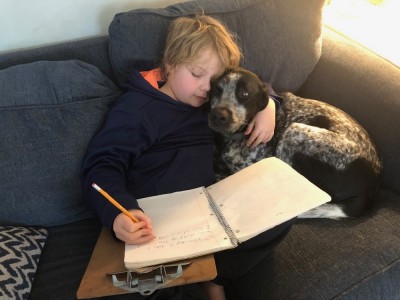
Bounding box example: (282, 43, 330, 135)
(125, 157, 331, 270)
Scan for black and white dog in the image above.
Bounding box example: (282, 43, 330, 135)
(208, 67, 382, 219)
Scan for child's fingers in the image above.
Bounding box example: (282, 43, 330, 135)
(245, 125, 258, 146)
(247, 133, 263, 148)
(124, 227, 154, 244)
(132, 234, 155, 245)
(247, 130, 274, 147)
(244, 121, 254, 135)
(115, 222, 154, 244)
(122, 220, 146, 233)
(114, 211, 155, 243)
(130, 209, 153, 230)
(246, 126, 264, 147)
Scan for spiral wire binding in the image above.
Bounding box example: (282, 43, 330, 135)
(202, 187, 239, 247)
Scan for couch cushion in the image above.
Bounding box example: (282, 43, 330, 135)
(109, 0, 324, 92)
(0, 60, 121, 227)
(0, 226, 48, 300)
(29, 219, 101, 299)
(225, 188, 400, 299)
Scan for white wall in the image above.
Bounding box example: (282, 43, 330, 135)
(0, 0, 183, 54)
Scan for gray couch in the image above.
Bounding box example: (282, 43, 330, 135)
(1, 0, 399, 299)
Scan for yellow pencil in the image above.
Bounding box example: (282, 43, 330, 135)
(92, 183, 139, 223)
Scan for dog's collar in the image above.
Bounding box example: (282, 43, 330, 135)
(228, 132, 246, 141)
(225, 132, 251, 156)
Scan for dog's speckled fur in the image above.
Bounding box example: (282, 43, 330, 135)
(209, 67, 382, 218)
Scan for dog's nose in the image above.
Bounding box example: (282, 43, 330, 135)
(209, 107, 232, 126)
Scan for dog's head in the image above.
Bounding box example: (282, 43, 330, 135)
(208, 67, 269, 135)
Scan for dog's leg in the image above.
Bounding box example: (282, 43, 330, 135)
(276, 123, 376, 218)
(298, 203, 347, 219)
(276, 123, 359, 171)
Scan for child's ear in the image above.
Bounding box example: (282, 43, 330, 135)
(164, 63, 173, 79)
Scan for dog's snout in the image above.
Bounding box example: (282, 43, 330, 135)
(209, 107, 232, 126)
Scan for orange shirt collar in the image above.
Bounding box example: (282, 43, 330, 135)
(140, 68, 163, 90)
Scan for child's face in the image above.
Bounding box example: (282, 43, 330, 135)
(161, 47, 223, 107)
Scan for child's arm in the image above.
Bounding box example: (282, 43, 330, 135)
(245, 98, 276, 148)
(113, 209, 155, 244)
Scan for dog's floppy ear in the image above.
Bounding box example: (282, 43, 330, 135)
(259, 82, 270, 111)
(203, 76, 220, 113)
(251, 71, 269, 111)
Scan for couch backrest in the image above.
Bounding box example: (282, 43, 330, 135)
(0, 36, 114, 81)
(109, 0, 325, 92)
(0, 60, 120, 226)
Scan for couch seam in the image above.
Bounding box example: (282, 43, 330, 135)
(332, 257, 400, 299)
(115, 0, 265, 19)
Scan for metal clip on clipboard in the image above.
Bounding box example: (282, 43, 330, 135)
(108, 261, 191, 296)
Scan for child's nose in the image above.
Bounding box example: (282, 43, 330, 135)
(201, 78, 211, 91)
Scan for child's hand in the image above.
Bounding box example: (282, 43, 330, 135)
(113, 209, 155, 244)
(245, 98, 276, 148)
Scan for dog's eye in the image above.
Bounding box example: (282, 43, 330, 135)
(239, 90, 249, 99)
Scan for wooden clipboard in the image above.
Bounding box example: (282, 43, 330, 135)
(77, 227, 217, 299)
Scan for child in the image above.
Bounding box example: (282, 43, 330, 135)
(81, 15, 292, 300)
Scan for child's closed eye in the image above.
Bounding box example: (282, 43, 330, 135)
(191, 72, 203, 78)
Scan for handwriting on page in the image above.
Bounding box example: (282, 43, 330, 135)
(136, 223, 218, 251)
(156, 224, 214, 247)
(134, 188, 228, 252)
(126, 188, 233, 268)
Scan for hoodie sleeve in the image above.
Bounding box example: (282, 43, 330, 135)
(264, 81, 283, 113)
(80, 92, 155, 230)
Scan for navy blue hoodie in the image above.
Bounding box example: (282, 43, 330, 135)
(81, 70, 215, 230)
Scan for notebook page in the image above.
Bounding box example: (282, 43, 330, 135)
(207, 157, 331, 243)
(124, 187, 233, 269)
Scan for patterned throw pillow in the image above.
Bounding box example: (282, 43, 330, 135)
(0, 226, 48, 300)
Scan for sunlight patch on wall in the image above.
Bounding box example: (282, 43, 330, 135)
(323, 0, 399, 67)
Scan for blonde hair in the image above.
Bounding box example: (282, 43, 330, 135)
(160, 14, 242, 78)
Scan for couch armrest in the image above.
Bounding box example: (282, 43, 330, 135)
(297, 26, 400, 193)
